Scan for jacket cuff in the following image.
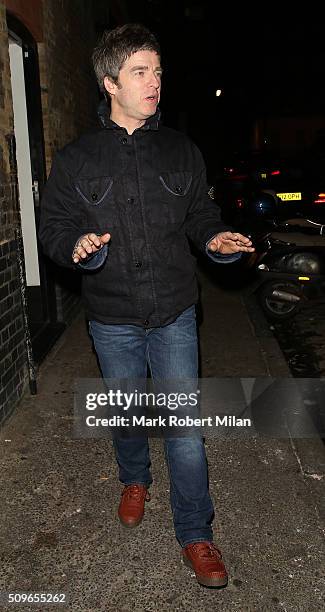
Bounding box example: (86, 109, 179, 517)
(205, 235, 242, 264)
(76, 244, 109, 270)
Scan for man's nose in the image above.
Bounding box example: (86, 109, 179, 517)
(148, 71, 160, 88)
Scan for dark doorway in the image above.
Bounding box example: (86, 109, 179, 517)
(7, 13, 64, 362)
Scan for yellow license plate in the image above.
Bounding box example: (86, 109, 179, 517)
(277, 192, 302, 201)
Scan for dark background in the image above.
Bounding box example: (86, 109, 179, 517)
(96, 1, 325, 181)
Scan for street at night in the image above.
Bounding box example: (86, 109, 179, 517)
(1, 265, 325, 610)
(273, 302, 325, 378)
(1, 1, 325, 610)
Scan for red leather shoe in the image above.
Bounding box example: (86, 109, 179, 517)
(118, 484, 150, 528)
(182, 541, 228, 587)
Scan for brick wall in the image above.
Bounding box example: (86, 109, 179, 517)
(39, 0, 106, 322)
(0, 1, 27, 422)
(0, 0, 112, 422)
(40, 0, 100, 173)
(0, 239, 26, 420)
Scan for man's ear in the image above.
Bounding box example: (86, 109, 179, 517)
(104, 76, 117, 97)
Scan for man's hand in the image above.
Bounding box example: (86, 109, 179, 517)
(207, 231, 255, 255)
(72, 232, 111, 264)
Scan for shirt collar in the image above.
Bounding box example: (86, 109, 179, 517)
(97, 99, 160, 132)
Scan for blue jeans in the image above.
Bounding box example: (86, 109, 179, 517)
(89, 306, 214, 547)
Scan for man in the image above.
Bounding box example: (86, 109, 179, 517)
(39, 24, 254, 588)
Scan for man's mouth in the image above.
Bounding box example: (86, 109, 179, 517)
(145, 95, 158, 102)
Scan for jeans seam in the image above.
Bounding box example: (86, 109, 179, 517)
(146, 342, 151, 373)
(164, 442, 181, 510)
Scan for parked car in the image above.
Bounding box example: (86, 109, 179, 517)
(213, 149, 325, 229)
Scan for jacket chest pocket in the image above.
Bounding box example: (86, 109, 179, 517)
(159, 171, 192, 222)
(75, 176, 116, 226)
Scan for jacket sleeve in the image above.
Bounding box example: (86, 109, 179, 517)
(205, 241, 242, 264)
(185, 147, 234, 253)
(38, 151, 89, 269)
(77, 244, 109, 270)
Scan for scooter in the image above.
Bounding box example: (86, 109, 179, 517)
(244, 218, 325, 321)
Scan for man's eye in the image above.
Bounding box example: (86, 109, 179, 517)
(136, 71, 144, 76)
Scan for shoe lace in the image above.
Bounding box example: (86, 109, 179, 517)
(193, 542, 222, 560)
(123, 485, 150, 502)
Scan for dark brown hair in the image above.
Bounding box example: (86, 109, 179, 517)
(92, 23, 161, 93)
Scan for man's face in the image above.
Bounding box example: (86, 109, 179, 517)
(105, 50, 162, 122)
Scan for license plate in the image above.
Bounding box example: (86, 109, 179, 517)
(276, 192, 302, 201)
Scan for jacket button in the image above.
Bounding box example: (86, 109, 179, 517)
(91, 193, 98, 201)
(135, 261, 142, 268)
(144, 319, 149, 326)
(127, 197, 134, 204)
(175, 185, 183, 194)
(121, 137, 128, 144)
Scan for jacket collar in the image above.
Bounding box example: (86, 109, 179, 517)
(97, 99, 160, 132)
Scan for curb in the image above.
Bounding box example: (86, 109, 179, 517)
(242, 290, 325, 522)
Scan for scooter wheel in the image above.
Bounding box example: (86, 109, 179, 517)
(258, 281, 302, 321)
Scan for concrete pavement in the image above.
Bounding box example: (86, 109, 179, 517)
(0, 264, 324, 611)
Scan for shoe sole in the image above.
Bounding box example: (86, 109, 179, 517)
(182, 555, 228, 588)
